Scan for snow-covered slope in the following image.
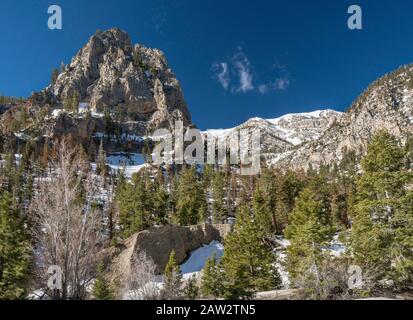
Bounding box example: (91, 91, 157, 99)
(203, 109, 343, 166)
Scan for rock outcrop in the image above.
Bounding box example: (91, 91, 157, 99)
(278, 64, 413, 169)
(108, 224, 231, 283)
(45, 28, 191, 134)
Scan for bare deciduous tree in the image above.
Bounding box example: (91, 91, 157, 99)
(124, 251, 161, 300)
(30, 139, 103, 300)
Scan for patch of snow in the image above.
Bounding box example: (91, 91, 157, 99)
(180, 241, 224, 276)
(52, 109, 63, 118)
(326, 234, 347, 257)
(91, 112, 104, 118)
(106, 153, 147, 179)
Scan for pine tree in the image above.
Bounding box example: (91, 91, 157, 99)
(0, 192, 30, 299)
(51, 68, 59, 85)
(201, 253, 223, 298)
(252, 187, 273, 235)
(220, 205, 281, 299)
(285, 187, 332, 281)
(212, 171, 226, 223)
(275, 170, 303, 229)
(175, 166, 204, 225)
(255, 169, 279, 234)
(350, 130, 413, 286)
(184, 275, 199, 300)
(117, 173, 152, 237)
(92, 264, 115, 300)
(162, 250, 183, 299)
(96, 139, 107, 178)
(152, 182, 169, 225)
(63, 91, 80, 113)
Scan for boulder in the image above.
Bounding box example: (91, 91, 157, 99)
(108, 224, 232, 284)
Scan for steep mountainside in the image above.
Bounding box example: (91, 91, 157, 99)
(278, 64, 413, 169)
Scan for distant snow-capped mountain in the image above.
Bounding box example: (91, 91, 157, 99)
(203, 109, 343, 166)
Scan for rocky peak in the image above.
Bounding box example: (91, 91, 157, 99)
(45, 28, 191, 133)
(276, 64, 413, 170)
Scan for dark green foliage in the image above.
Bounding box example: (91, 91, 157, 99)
(350, 130, 413, 287)
(212, 171, 226, 223)
(201, 253, 223, 298)
(220, 205, 282, 299)
(285, 187, 333, 281)
(92, 264, 115, 300)
(0, 192, 31, 299)
(162, 250, 183, 299)
(117, 173, 152, 237)
(175, 166, 204, 226)
(184, 275, 199, 300)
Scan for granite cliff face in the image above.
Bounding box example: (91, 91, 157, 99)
(45, 28, 191, 133)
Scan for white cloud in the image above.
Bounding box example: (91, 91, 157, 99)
(212, 62, 230, 90)
(232, 48, 254, 93)
(274, 77, 290, 90)
(212, 47, 290, 95)
(258, 77, 290, 94)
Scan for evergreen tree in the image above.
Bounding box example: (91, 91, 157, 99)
(92, 264, 115, 300)
(201, 253, 223, 298)
(350, 130, 413, 286)
(184, 275, 199, 300)
(152, 182, 169, 225)
(220, 205, 281, 299)
(63, 91, 80, 113)
(255, 169, 279, 234)
(212, 171, 226, 223)
(51, 68, 59, 85)
(252, 187, 273, 235)
(275, 170, 303, 228)
(96, 139, 107, 178)
(162, 250, 183, 299)
(285, 187, 333, 281)
(175, 167, 204, 225)
(0, 192, 30, 299)
(117, 173, 152, 237)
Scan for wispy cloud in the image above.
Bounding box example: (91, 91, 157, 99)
(232, 48, 254, 93)
(212, 62, 230, 90)
(212, 48, 290, 95)
(258, 77, 290, 94)
(258, 62, 291, 94)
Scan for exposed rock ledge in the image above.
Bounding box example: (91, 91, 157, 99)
(107, 224, 232, 284)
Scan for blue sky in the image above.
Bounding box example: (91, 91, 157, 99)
(1, 0, 413, 129)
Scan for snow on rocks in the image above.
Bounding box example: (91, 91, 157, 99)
(180, 240, 224, 278)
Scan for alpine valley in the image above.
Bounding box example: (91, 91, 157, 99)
(0, 28, 412, 301)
